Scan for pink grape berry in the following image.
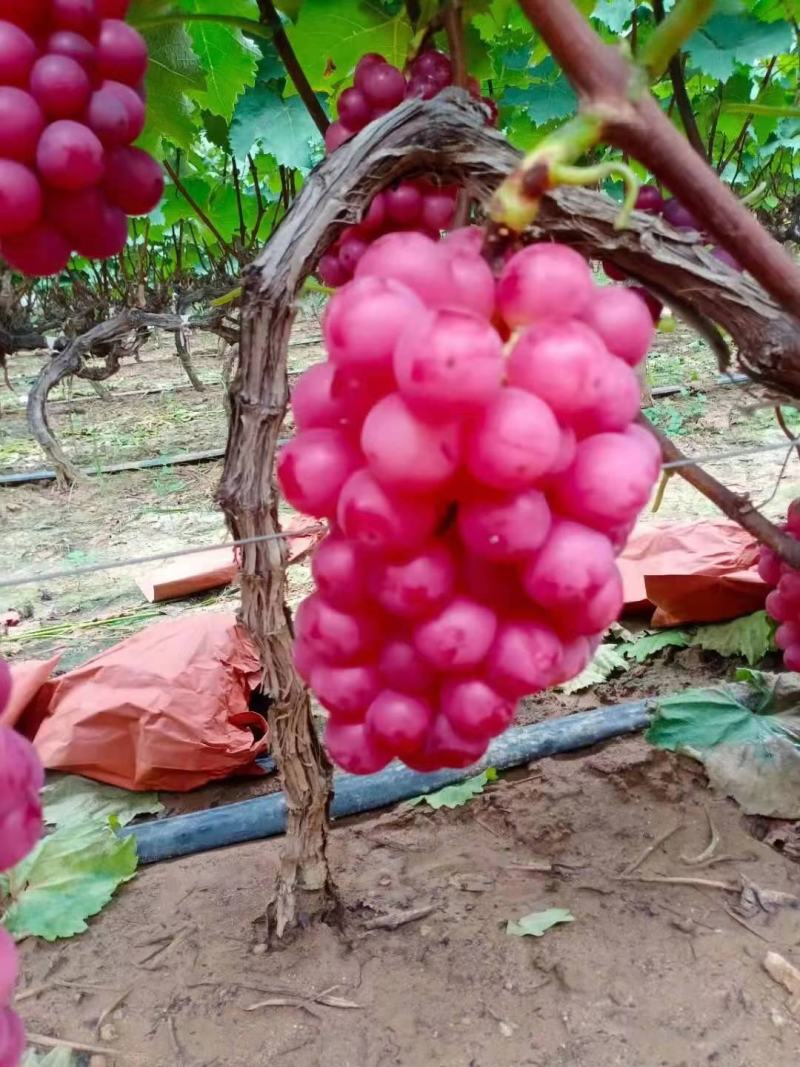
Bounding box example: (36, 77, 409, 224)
(413, 596, 498, 671)
(369, 542, 457, 620)
(0, 724, 44, 871)
(497, 243, 593, 327)
(0, 20, 38, 85)
(361, 393, 461, 492)
(365, 690, 435, 757)
(337, 468, 439, 555)
(277, 428, 361, 518)
(324, 719, 391, 775)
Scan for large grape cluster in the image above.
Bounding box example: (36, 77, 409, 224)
(280, 229, 661, 775)
(0, 658, 45, 1067)
(759, 503, 800, 672)
(0, 0, 163, 277)
(319, 50, 495, 288)
(605, 185, 743, 324)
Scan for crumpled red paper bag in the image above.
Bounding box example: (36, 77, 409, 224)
(34, 613, 268, 791)
(618, 519, 767, 627)
(1, 654, 61, 732)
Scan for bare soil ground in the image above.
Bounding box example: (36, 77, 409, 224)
(3, 315, 800, 1065)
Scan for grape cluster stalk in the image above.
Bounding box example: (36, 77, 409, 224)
(759, 501, 800, 671)
(280, 228, 661, 775)
(604, 185, 743, 323)
(0, 0, 163, 277)
(0, 658, 44, 1067)
(319, 50, 496, 288)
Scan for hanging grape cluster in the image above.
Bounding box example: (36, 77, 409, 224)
(0, 0, 163, 277)
(0, 659, 44, 1067)
(759, 504, 800, 671)
(280, 228, 661, 775)
(604, 184, 744, 324)
(319, 50, 496, 288)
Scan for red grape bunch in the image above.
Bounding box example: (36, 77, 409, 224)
(759, 502, 800, 672)
(319, 50, 495, 288)
(280, 228, 661, 776)
(0, 0, 164, 277)
(604, 184, 743, 324)
(0, 657, 45, 1067)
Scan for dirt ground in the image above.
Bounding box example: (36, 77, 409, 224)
(3, 312, 800, 1065)
(16, 739, 800, 1067)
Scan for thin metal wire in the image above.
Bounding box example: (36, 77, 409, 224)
(1, 437, 799, 593)
(660, 436, 800, 470)
(0, 527, 324, 591)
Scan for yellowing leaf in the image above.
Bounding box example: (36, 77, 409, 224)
(506, 908, 575, 937)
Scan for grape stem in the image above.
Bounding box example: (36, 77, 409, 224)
(513, 0, 800, 322)
(639, 0, 715, 83)
(255, 0, 330, 135)
(442, 3, 467, 89)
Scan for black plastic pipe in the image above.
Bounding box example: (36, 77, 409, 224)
(123, 701, 651, 864)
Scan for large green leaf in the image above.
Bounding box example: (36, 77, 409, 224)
(692, 610, 774, 666)
(137, 20, 206, 152)
(177, 0, 260, 120)
(42, 776, 164, 830)
(1, 821, 137, 941)
(500, 58, 577, 124)
(592, 0, 633, 33)
(231, 83, 324, 169)
(646, 679, 800, 817)
(687, 13, 794, 82)
(286, 0, 412, 89)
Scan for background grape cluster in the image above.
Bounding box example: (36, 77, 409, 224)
(319, 50, 495, 288)
(0, 659, 44, 1066)
(0, 0, 163, 277)
(280, 229, 661, 776)
(604, 184, 744, 324)
(759, 504, 800, 671)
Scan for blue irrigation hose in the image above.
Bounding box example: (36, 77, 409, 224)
(123, 700, 651, 864)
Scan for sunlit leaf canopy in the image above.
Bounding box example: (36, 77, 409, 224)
(33, 0, 800, 295)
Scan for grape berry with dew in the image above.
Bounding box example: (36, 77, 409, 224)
(0, 0, 163, 277)
(281, 232, 661, 776)
(603, 184, 743, 325)
(319, 49, 496, 288)
(0, 656, 45, 1067)
(759, 502, 800, 672)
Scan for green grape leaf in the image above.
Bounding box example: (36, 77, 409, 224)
(558, 643, 629, 694)
(231, 83, 325, 169)
(42, 776, 163, 830)
(692, 610, 775, 666)
(501, 58, 577, 124)
(1, 821, 138, 941)
(286, 0, 412, 88)
(506, 908, 575, 937)
(687, 13, 794, 82)
(592, 0, 633, 33)
(408, 769, 498, 810)
(137, 20, 205, 152)
(618, 630, 692, 663)
(646, 681, 800, 817)
(176, 0, 260, 120)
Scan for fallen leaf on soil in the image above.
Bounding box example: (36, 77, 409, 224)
(0, 820, 137, 941)
(557, 644, 628, 694)
(42, 775, 163, 830)
(506, 908, 575, 938)
(408, 769, 497, 810)
(22, 1051, 77, 1067)
(763, 951, 800, 1014)
(618, 629, 691, 663)
(692, 611, 774, 666)
(646, 680, 800, 818)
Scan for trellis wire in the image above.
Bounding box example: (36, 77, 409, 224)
(1, 436, 799, 592)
